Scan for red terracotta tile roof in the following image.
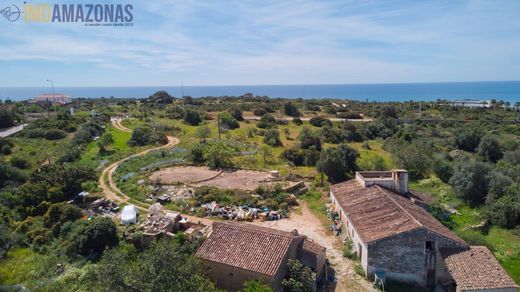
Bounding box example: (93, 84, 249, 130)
(195, 222, 303, 276)
(441, 246, 519, 290)
(303, 240, 326, 255)
(330, 180, 466, 245)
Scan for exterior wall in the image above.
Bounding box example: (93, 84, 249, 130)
(205, 261, 277, 291)
(367, 228, 465, 287)
(299, 249, 326, 281)
(330, 190, 369, 274)
(204, 237, 304, 292)
(460, 289, 517, 292)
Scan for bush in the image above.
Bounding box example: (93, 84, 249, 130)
(298, 127, 322, 150)
(10, 156, 31, 169)
(263, 129, 282, 147)
(281, 148, 305, 166)
(449, 161, 491, 206)
(129, 126, 167, 146)
(477, 135, 503, 163)
(183, 109, 201, 126)
(293, 117, 303, 125)
(25, 128, 46, 138)
(309, 116, 331, 127)
(337, 112, 363, 119)
(44, 129, 67, 140)
(454, 127, 483, 152)
(257, 114, 277, 129)
(342, 239, 357, 259)
(1, 144, 12, 155)
(219, 112, 240, 130)
(283, 102, 300, 117)
(253, 108, 267, 117)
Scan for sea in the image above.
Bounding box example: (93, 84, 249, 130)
(1, 81, 520, 103)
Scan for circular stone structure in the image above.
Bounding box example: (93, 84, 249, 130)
(149, 166, 279, 191)
(149, 166, 220, 184)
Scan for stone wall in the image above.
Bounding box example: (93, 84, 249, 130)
(367, 228, 464, 287)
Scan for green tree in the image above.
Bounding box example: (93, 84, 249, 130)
(184, 109, 202, 126)
(298, 127, 322, 150)
(449, 161, 491, 206)
(454, 127, 483, 152)
(477, 135, 503, 163)
(283, 102, 300, 117)
(74, 217, 119, 256)
(129, 126, 167, 146)
(229, 107, 244, 121)
(219, 111, 240, 130)
(243, 280, 274, 292)
(281, 259, 315, 292)
(263, 129, 282, 147)
(385, 138, 433, 179)
(0, 108, 15, 128)
(204, 141, 234, 169)
(195, 126, 211, 143)
(317, 144, 358, 183)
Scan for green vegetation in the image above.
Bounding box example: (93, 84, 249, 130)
(1, 93, 520, 287)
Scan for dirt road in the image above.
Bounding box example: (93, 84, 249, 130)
(99, 119, 212, 225)
(255, 203, 377, 292)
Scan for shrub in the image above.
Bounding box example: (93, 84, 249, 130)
(257, 114, 277, 129)
(293, 117, 303, 125)
(309, 116, 331, 127)
(253, 108, 267, 117)
(129, 126, 167, 146)
(1, 144, 12, 155)
(337, 112, 363, 119)
(342, 239, 357, 260)
(183, 109, 201, 126)
(10, 156, 31, 169)
(44, 129, 67, 140)
(219, 112, 240, 130)
(263, 129, 282, 147)
(25, 128, 46, 138)
(283, 102, 300, 117)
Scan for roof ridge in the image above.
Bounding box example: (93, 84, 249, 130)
(214, 222, 296, 238)
(374, 185, 424, 229)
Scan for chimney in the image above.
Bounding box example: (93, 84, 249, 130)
(392, 170, 408, 194)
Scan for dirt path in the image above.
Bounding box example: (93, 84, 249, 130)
(255, 203, 377, 292)
(99, 119, 212, 225)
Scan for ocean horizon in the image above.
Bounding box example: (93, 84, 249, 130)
(1, 81, 520, 103)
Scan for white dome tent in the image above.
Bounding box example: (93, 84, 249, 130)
(121, 205, 138, 225)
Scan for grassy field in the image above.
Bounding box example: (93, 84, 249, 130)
(410, 177, 520, 283)
(0, 248, 60, 289)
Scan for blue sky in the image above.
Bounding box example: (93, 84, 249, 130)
(1, 0, 520, 87)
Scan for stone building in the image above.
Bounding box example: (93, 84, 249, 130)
(330, 170, 518, 291)
(195, 222, 326, 291)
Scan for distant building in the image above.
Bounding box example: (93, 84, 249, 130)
(31, 93, 72, 105)
(451, 99, 491, 108)
(195, 222, 326, 291)
(243, 92, 254, 98)
(329, 170, 518, 291)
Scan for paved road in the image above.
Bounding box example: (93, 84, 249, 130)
(0, 124, 27, 138)
(243, 116, 373, 122)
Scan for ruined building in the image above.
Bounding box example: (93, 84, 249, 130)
(330, 170, 518, 292)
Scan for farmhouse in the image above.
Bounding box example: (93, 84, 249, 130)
(329, 170, 518, 291)
(195, 222, 326, 291)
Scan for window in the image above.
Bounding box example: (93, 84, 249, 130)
(425, 241, 434, 251)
